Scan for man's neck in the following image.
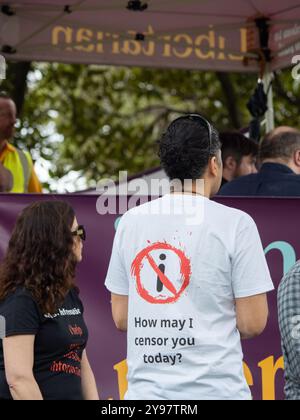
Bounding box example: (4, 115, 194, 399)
(222, 169, 234, 183)
(262, 159, 297, 174)
(0, 139, 7, 154)
(171, 181, 211, 198)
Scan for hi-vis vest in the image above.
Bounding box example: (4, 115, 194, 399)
(2, 147, 32, 193)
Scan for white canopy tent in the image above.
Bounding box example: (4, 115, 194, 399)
(1, 0, 300, 130)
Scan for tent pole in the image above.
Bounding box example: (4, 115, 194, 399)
(254, 17, 275, 134)
(262, 66, 275, 134)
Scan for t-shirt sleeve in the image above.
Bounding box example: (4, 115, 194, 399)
(232, 215, 274, 298)
(105, 217, 129, 296)
(0, 290, 41, 337)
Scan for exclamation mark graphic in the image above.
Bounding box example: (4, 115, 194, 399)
(157, 254, 166, 292)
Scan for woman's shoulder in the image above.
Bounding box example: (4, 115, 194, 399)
(10, 286, 36, 299)
(0, 286, 39, 309)
(0, 287, 42, 335)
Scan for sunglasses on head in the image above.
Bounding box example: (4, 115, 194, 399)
(172, 113, 213, 154)
(72, 225, 86, 241)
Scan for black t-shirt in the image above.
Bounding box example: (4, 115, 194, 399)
(0, 287, 88, 400)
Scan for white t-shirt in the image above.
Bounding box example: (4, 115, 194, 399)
(105, 194, 274, 400)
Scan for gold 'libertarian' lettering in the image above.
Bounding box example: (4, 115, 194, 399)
(113, 356, 284, 401)
(51, 25, 248, 63)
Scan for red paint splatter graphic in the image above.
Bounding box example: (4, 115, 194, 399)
(131, 242, 191, 304)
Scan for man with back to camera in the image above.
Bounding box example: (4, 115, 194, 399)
(105, 114, 274, 400)
(219, 127, 300, 196)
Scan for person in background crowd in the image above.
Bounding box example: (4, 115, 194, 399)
(0, 92, 42, 193)
(220, 131, 258, 188)
(0, 201, 99, 400)
(105, 114, 274, 400)
(278, 261, 300, 400)
(219, 127, 300, 196)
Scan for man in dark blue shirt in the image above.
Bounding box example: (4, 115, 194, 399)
(219, 127, 300, 197)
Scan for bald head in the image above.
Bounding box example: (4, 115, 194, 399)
(259, 126, 300, 174)
(268, 126, 299, 137)
(260, 126, 300, 161)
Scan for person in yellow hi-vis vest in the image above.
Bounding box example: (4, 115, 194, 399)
(0, 92, 42, 193)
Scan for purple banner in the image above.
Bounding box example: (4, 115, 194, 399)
(0, 194, 298, 400)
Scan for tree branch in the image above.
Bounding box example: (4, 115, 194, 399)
(216, 72, 242, 129)
(2, 61, 32, 116)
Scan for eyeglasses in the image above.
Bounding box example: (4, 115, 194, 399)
(72, 225, 86, 241)
(172, 113, 213, 155)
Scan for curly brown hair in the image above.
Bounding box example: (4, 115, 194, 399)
(0, 200, 78, 314)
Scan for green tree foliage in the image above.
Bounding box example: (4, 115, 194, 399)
(1, 62, 299, 191)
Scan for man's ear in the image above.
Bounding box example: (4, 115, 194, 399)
(294, 150, 300, 167)
(209, 156, 220, 177)
(224, 156, 237, 171)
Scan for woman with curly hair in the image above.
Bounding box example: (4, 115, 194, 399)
(0, 201, 99, 400)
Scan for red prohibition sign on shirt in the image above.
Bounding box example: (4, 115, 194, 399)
(131, 242, 191, 304)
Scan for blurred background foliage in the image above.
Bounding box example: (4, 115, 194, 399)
(1, 62, 299, 192)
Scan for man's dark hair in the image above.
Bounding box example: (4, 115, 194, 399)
(259, 129, 300, 161)
(158, 115, 221, 182)
(220, 132, 258, 166)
